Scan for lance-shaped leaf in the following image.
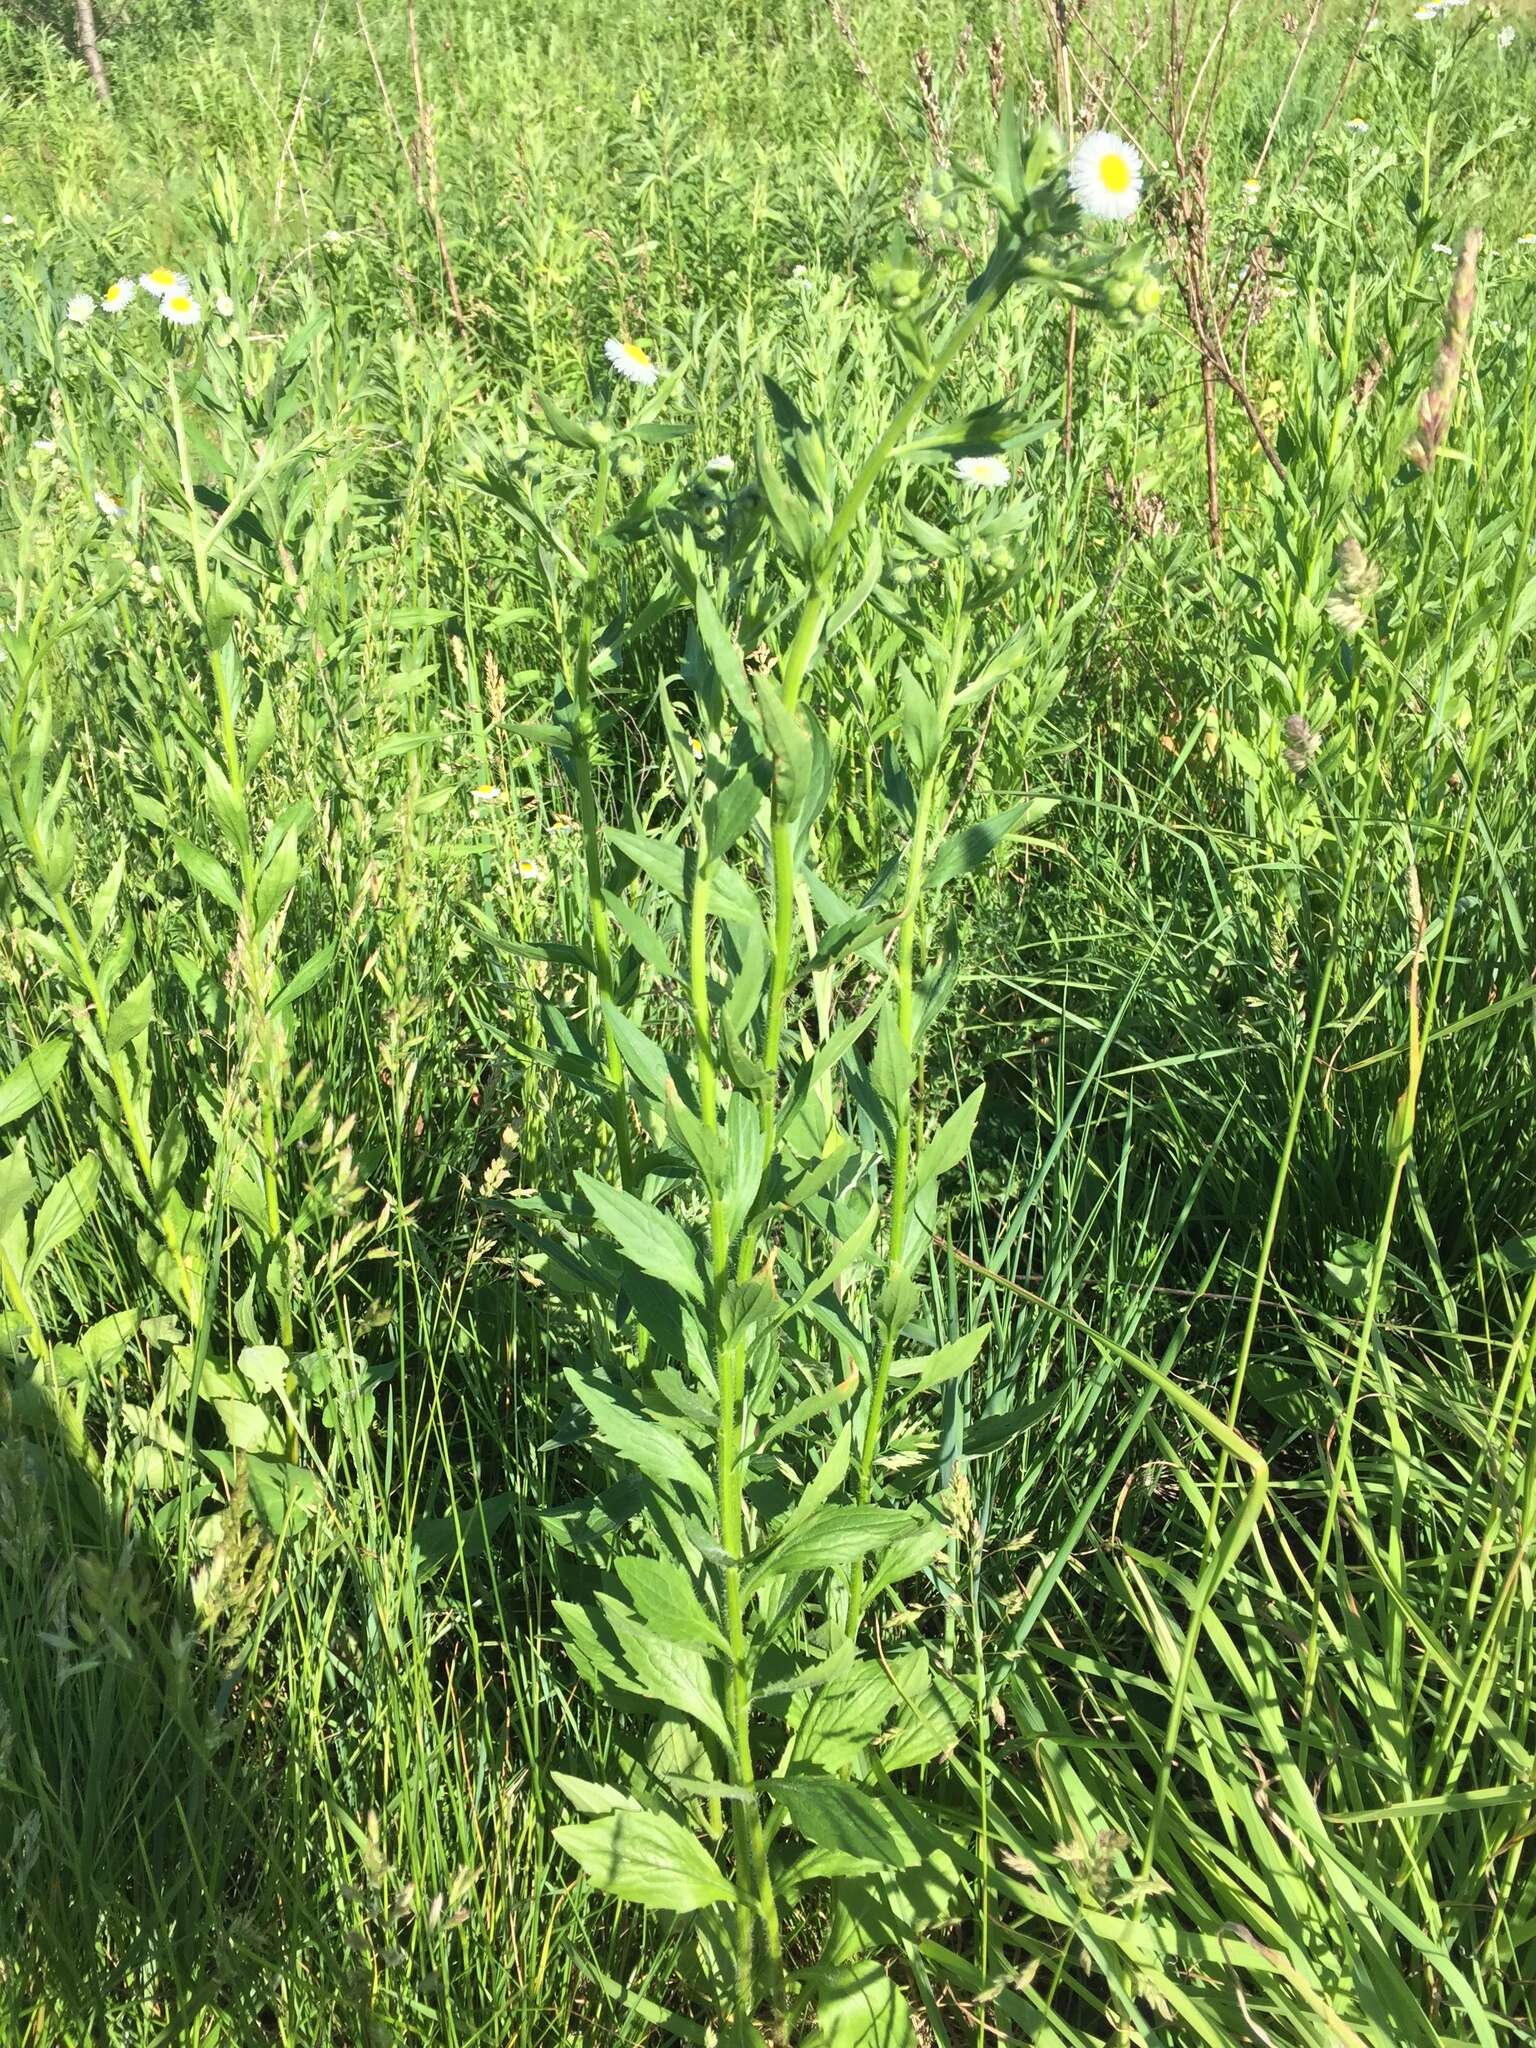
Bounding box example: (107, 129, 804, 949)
(772, 1775, 925, 1871)
(575, 1172, 706, 1305)
(0, 1041, 69, 1128)
(564, 1369, 714, 1504)
(910, 1084, 985, 1195)
(555, 1809, 735, 1911)
(743, 1505, 926, 1598)
(926, 797, 1057, 896)
(804, 1960, 918, 2048)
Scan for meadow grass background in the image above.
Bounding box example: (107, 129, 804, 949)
(1, 0, 1535, 2040)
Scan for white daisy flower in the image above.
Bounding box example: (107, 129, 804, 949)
(1068, 131, 1143, 222)
(0, 215, 13, 226)
(31, 437, 56, 453)
(1432, 242, 1453, 255)
(102, 277, 135, 314)
(687, 735, 705, 762)
(604, 336, 659, 386)
(1499, 23, 1515, 45)
(514, 856, 545, 881)
(160, 290, 201, 327)
(1413, 4, 1439, 18)
(139, 266, 188, 298)
(1345, 117, 1369, 133)
(66, 293, 95, 325)
(93, 488, 123, 520)
(1518, 233, 1536, 246)
(705, 453, 735, 474)
(469, 783, 503, 804)
(215, 292, 234, 318)
(1242, 178, 1262, 202)
(954, 454, 1011, 489)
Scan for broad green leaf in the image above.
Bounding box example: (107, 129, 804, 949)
(805, 1961, 918, 2048)
(0, 1041, 69, 1128)
(892, 1325, 990, 1406)
(575, 1173, 705, 1305)
(602, 1599, 731, 1745)
(564, 1370, 714, 1502)
(23, 1154, 100, 1282)
(615, 1555, 728, 1653)
(273, 940, 336, 1015)
(550, 1772, 642, 1817)
(104, 976, 154, 1056)
(926, 797, 1056, 895)
(744, 1506, 923, 1596)
(910, 1084, 984, 1194)
(554, 1809, 734, 1911)
(175, 839, 242, 915)
(773, 1775, 923, 1870)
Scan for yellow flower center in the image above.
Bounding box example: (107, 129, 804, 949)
(150, 268, 176, 287)
(168, 295, 191, 314)
(1100, 152, 1131, 194)
(624, 343, 651, 367)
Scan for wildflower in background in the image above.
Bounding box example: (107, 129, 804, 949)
(0, 214, 13, 226)
(1499, 24, 1516, 47)
(1519, 233, 1536, 247)
(469, 783, 503, 804)
(31, 438, 55, 453)
(1324, 537, 1381, 635)
(161, 290, 201, 327)
(604, 336, 659, 386)
(514, 856, 545, 882)
(1282, 713, 1322, 775)
(215, 292, 235, 318)
(954, 454, 1011, 489)
(102, 277, 135, 313)
(1407, 227, 1482, 472)
(93, 488, 123, 520)
(1242, 178, 1262, 203)
(139, 266, 187, 297)
(1432, 241, 1453, 256)
(1345, 117, 1369, 134)
(1069, 131, 1143, 221)
(687, 735, 705, 762)
(66, 293, 94, 325)
(1413, 3, 1440, 17)
(705, 453, 735, 474)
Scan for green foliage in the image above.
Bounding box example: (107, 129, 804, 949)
(1, 0, 1535, 2043)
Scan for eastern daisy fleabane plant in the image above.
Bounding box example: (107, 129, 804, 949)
(604, 336, 659, 386)
(93, 488, 123, 520)
(955, 454, 1010, 489)
(161, 290, 201, 328)
(469, 783, 503, 804)
(66, 294, 94, 325)
(1069, 131, 1143, 222)
(705, 453, 735, 474)
(102, 278, 135, 314)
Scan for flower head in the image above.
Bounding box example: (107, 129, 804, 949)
(102, 277, 135, 314)
(93, 488, 123, 520)
(31, 437, 56, 454)
(139, 266, 188, 298)
(1413, 5, 1439, 19)
(1519, 233, 1536, 247)
(1281, 713, 1322, 775)
(161, 290, 202, 328)
(469, 783, 503, 804)
(215, 292, 235, 318)
(1345, 117, 1369, 134)
(514, 856, 545, 882)
(66, 293, 94, 325)
(954, 454, 1010, 489)
(705, 453, 735, 474)
(687, 734, 705, 762)
(1242, 178, 1262, 202)
(604, 336, 659, 386)
(1068, 131, 1143, 222)
(1499, 23, 1516, 46)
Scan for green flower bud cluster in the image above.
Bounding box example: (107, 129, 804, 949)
(870, 253, 927, 313)
(614, 447, 645, 482)
(915, 177, 963, 237)
(687, 472, 730, 545)
(1083, 245, 1163, 328)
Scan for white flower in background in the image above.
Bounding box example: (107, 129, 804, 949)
(1517, 233, 1536, 246)
(514, 856, 545, 881)
(1413, 4, 1439, 17)
(31, 437, 55, 453)
(66, 293, 94, 324)
(604, 336, 659, 386)
(687, 735, 705, 762)
(93, 488, 123, 520)
(160, 290, 201, 327)
(1, 214, 13, 226)
(1069, 131, 1143, 221)
(102, 277, 135, 313)
(139, 266, 188, 298)
(705, 453, 735, 474)
(1345, 117, 1369, 134)
(1242, 178, 1262, 203)
(954, 454, 1011, 489)
(1432, 241, 1453, 255)
(215, 292, 234, 318)
(1499, 23, 1516, 46)
(1442, 0, 1468, 9)
(469, 783, 503, 804)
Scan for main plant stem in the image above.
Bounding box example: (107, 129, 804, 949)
(690, 858, 785, 2031)
(569, 447, 638, 1189)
